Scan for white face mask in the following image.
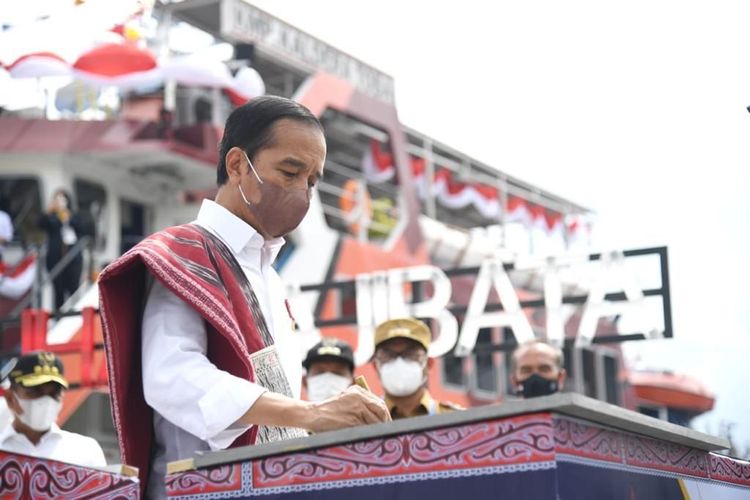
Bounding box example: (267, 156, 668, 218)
(305, 372, 352, 402)
(15, 395, 61, 432)
(378, 357, 426, 397)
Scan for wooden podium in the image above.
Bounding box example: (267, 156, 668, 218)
(166, 393, 750, 499)
(0, 451, 139, 498)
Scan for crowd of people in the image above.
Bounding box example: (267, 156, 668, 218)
(0, 333, 565, 480)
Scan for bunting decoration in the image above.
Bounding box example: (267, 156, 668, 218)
(362, 139, 588, 238)
(3, 47, 264, 103)
(0, 1, 264, 104)
(0, 254, 37, 301)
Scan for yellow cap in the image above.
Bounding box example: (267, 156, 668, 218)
(374, 318, 431, 351)
(9, 351, 68, 389)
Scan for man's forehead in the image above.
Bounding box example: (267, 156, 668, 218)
(312, 358, 349, 368)
(309, 358, 352, 373)
(516, 345, 557, 363)
(16, 381, 63, 392)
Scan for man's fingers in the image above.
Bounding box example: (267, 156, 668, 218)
(314, 386, 390, 428)
(362, 395, 390, 422)
(359, 406, 381, 425)
(353, 390, 390, 424)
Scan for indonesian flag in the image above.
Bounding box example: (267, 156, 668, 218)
(0, 254, 37, 300)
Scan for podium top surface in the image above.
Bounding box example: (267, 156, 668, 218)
(181, 393, 730, 472)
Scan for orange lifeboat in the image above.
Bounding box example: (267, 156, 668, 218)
(626, 370, 715, 413)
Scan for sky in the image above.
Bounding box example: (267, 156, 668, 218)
(249, 0, 750, 449)
(1, 0, 748, 451)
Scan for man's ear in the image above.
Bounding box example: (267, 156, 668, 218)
(225, 147, 246, 185)
(301, 374, 307, 390)
(427, 357, 435, 370)
(558, 369, 567, 390)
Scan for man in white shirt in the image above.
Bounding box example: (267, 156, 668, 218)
(0, 352, 106, 467)
(99, 96, 390, 498)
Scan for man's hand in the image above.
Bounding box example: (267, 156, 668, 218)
(306, 386, 391, 433)
(237, 387, 390, 433)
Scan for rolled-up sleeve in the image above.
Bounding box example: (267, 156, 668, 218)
(141, 278, 267, 449)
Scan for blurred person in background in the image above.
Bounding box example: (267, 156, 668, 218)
(510, 340, 566, 399)
(0, 351, 106, 466)
(373, 318, 463, 419)
(302, 338, 355, 402)
(38, 189, 86, 310)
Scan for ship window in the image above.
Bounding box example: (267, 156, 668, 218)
(73, 179, 107, 251)
(582, 347, 597, 398)
(562, 345, 575, 393)
(0, 176, 43, 245)
(502, 328, 516, 395)
(603, 354, 619, 404)
(666, 408, 692, 427)
(441, 351, 465, 388)
(473, 328, 497, 393)
(638, 406, 660, 419)
(120, 199, 149, 254)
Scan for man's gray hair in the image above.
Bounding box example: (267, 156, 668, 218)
(510, 340, 565, 372)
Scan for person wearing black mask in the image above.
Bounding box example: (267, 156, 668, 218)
(510, 340, 566, 398)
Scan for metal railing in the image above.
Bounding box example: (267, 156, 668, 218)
(23, 235, 94, 315)
(318, 159, 403, 242)
(0, 236, 95, 362)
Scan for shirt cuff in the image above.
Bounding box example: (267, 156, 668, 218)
(207, 426, 252, 451)
(198, 376, 267, 449)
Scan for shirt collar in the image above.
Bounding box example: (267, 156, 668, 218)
(195, 199, 285, 260)
(0, 421, 16, 445)
(385, 390, 435, 419)
(0, 422, 62, 446)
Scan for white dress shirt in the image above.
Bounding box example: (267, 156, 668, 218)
(141, 200, 300, 498)
(0, 422, 107, 467)
(0, 398, 11, 432)
(0, 210, 13, 255)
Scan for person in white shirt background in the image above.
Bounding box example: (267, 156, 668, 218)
(0, 351, 106, 467)
(302, 338, 356, 402)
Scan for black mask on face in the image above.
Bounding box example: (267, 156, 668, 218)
(517, 373, 559, 398)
